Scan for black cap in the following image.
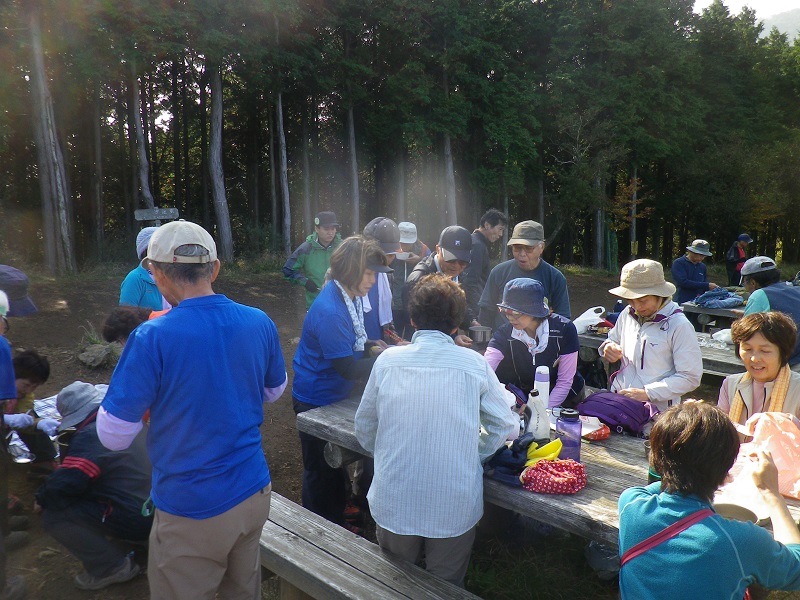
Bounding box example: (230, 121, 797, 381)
(314, 211, 339, 227)
(363, 217, 401, 254)
(438, 226, 472, 263)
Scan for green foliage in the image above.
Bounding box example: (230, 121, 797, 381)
(2, 0, 800, 269)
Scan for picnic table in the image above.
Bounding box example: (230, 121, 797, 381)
(578, 332, 744, 378)
(680, 302, 742, 332)
(296, 397, 800, 550)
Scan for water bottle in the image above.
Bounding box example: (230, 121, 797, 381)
(556, 408, 582, 462)
(534, 366, 550, 408)
(525, 389, 550, 440)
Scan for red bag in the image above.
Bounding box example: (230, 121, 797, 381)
(520, 459, 587, 494)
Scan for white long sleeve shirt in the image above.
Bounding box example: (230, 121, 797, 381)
(599, 302, 702, 412)
(355, 329, 517, 538)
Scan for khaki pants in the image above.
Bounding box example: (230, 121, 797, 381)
(376, 524, 476, 588)
(148, 485, 271, 600)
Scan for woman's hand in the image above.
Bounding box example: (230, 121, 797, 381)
(602, 342, 623, 363)
(454, 334, 473, 348)
(618, 388, 649, 402)
(751, 450, 780, 495)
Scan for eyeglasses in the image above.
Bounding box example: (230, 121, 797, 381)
(445, 259, 470, 268)
(498, 307, 524, 318)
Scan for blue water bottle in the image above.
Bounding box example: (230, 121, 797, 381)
(556, 408, 582, 462)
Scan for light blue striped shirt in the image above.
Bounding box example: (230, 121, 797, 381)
(355, 329, 517, 538)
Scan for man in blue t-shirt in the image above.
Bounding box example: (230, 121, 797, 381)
(98, 221, 287, 600)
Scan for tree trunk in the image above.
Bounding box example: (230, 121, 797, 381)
(182, 60, 190, 218)
(91, 80, 104, 255)
(629, 165, 637, 260)
(593, 176, 604, 270)
(443, 133, 456, 223)
(268, 101, 278, 251)
(172, 60, 182, 214)
(347, 103, 360, 232)
(115, 84, 133, 233)
(28, 6, 75, 274)
(302, 103, 311, 231)
(147, 75, 159, 199)
(276, 92, 291, 254)
(395, 147, 405, 221)
(208, 64, 234, 261)
(200, 66, 210, 229)
(131, 62, 155, 209)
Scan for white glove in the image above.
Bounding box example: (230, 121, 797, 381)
(36, 418, 60, 436)
(4, 414, 34, 429)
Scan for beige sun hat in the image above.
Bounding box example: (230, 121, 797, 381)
(609, 259, 676, 299)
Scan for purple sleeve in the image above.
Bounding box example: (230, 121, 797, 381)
(96, 407, 143, 451)
(483, 347, 504, 371)
(549, 351, 578, 408)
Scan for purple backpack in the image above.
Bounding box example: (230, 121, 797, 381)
(576, 392, 650, 435)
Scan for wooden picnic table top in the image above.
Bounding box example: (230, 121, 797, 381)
(295, 397, 800, 550)
(578, 332, 745, 378)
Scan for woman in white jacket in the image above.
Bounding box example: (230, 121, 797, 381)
(599, 259, 702, 416)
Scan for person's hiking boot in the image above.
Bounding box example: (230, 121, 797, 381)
(74, 556, 140, 591)
(4, 532, 30, 552)
(3, 574, 27, 600)
(8, 516, 29, 531)
(343, 501, 362, 522)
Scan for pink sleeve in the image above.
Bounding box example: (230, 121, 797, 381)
(97, 407, 143, 451)
(483, 347, 504, 371)
(718, 377, 731, 414)
(549, 351, 578, 408)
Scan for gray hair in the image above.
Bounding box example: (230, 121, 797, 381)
(149, 244, 215, 284)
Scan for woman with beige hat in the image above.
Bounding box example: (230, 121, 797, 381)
(598, 259, 702, 416)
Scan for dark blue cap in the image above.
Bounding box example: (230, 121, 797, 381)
(497, 278, 549, 318)
(737, 233, 753, 243)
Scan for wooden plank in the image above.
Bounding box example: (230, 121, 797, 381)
(578, 333, 744, 376)
(262, 493, 481, 600)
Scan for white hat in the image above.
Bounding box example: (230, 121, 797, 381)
(142, 220, 217, 267)
(398, 222, 418, 244)
(609, 259, 676, 299)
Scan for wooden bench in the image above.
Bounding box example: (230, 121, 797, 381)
(260, 492, 481, 600)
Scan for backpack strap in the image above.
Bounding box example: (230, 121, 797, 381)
(620, 508, 714, 567)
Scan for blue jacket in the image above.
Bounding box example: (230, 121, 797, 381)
(671, 255, 711, 304)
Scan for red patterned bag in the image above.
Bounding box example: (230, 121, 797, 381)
(520, 459, 587, 494)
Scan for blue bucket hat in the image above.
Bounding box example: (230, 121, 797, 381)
(497, 278, 549, 318)
(0, 266, 37, 317)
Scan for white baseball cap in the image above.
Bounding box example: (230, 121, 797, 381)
(141, 220, 217, 267)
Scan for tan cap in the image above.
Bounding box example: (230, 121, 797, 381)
(142, 220, 217, 267)
(507, 220, 544, 247)
(608, 259, 676, 299)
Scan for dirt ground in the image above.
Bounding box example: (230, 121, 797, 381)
(3, 265, 721, 599)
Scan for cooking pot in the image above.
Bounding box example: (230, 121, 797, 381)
(469, 326, 492, 343)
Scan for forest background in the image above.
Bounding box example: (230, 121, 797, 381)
(2, 0, 800, 274)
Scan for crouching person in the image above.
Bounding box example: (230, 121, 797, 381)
(35, 382, 151, 590)
(355, 274, 517, 587)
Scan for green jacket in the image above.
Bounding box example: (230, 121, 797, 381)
(282, 233, 343, 308)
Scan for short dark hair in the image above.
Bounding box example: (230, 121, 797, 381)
(103, 306, 152, 344)
(650, 402, 739, 502)
(409, 274, 466, 334)
(329, 236, 387, 290)
(12, 350, 50, 384)
(480, 209, 508, 228)
(743, 269, 781, 288)
(149, 244, 215, 284)
(731, 311, 797, 366)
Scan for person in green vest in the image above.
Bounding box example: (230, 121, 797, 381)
(283, 211, 343, 308)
